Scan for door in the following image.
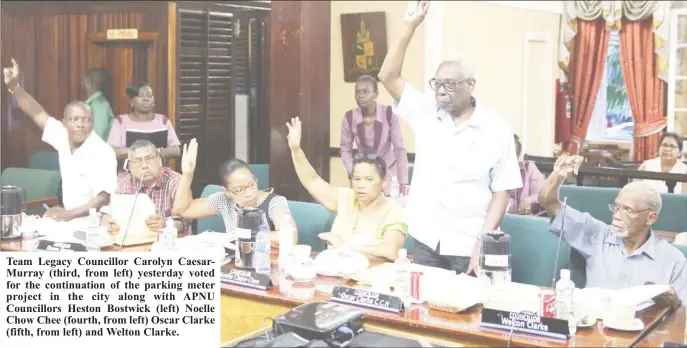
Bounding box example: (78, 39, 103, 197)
(87, 40, 155, 116)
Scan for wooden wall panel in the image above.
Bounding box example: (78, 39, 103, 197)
(268, 1, 331, 201)
(0, 1, 169, 169)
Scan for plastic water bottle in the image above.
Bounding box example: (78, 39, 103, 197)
(85, 208, 101, 252)
(394, 249, 410, 297)
(390, 176, 400, 198)
(255, 224, 271, 275)
(555, 269, 576, 335)
(278, 220, 295, 275)
(161, 218, 178, 251)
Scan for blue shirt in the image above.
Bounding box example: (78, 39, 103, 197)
(549, 206, 687, 304)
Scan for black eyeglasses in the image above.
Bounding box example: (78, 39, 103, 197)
(608, 203, 651, 216)
(428, 78, 471, 93)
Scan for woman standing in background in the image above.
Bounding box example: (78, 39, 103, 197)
(107, 81, 181, 170)
(340, 75, 409, 195)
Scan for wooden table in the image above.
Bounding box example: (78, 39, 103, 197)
(220, 252, 686, 347)
(3, 238, 685, 347)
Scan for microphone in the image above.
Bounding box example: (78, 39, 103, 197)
(119, 186, 146, 250)
(551, 197, 568, 288)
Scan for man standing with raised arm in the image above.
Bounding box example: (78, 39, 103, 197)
(377, 2, 522, 274)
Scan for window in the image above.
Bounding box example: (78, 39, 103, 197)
(587, 31, 634, 143)
(667, 7, 687, 153)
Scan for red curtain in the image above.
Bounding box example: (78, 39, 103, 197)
(618, 18, 666, 162)
(567, 19, 611, 153)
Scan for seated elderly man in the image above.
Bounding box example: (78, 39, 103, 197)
(3, 59, 116, 221)
(539, 154, 686, 305)
(102, 140, 188, 234)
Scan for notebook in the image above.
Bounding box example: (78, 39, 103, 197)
(126, 128, 168, 148)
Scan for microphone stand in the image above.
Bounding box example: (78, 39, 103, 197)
(551, 197, 567, 288)
(119, 187, 145, 250)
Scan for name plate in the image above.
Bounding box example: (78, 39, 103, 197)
(220, 265, 272, 290)
(106, 29, 138, 40)
(36, 240, 87, 252)
(481, 308, 569, 340)
(330, 286, 405, 313)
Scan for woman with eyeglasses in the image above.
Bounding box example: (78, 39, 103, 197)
(287, 117, 407, 261)
(172, 139, 298, 245)
(638, 132, 687, 194)
(340, 75, 409, 195)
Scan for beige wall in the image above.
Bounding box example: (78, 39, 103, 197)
(329, 1, 561, 184)
(330, 1, 423, 187)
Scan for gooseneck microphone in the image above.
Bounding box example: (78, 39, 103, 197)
(551, 197, 568, 288)
(119, 187, 146, 250)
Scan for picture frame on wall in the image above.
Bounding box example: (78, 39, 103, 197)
(340, 11, 387, 82)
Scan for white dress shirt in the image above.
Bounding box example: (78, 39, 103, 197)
(392, 83, 522, 256)
(42, 117, 118, 210)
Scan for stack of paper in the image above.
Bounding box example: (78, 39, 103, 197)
(110, 193, 158, 245)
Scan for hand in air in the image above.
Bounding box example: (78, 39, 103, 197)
(3, 58, 19, 88)
(286, 117, 302, 151)
(406, 1, 429, 29)
(181, 138, 198, 175)
(553, 154, 584, 180)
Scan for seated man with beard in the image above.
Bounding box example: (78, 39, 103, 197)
(539, 154, 686, 305)
(102, 140, 188, 234)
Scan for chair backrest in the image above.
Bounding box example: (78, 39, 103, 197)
(559, 186, 619, 224)
(1, 168, 61, 215)
(28, 151, 60, 171)
(561, 185, 687, 233)
(249, 164, 269, 191)
(288, 201, 335, 252)
(197, 184, 226, 233)
(499, 214, 572, 287)
(654, 193, 687, 232)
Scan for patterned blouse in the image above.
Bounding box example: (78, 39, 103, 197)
(207, 189, 290, 233)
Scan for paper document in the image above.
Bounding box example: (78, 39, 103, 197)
(110, 193, 157, 241)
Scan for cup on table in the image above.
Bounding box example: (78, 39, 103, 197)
(604, 299, 636, 327)
(291, 244, 312, 262)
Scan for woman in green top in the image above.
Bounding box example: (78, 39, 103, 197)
(286, 117, 407, 261)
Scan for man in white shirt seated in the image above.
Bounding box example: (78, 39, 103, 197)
(3, 59, 117, 221)
(377, 2, 522, 274)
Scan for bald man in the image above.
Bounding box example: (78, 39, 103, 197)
(4, 59, 117, 221)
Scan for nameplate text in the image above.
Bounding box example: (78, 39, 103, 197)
(219, 264, 272, 290)
(481, 308, 569, 340)
(35, 240, 87, 252)
(330, 286, 405, 313)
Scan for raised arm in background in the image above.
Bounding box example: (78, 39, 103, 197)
(286, 117, 340, 213)
(3, 59, 50, 129)
(377, 1, 429, 101)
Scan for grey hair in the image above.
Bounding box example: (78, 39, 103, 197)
(127, 139, 158, 160)
(440, 54, 476, 80)
(622, 181, 663, 214)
